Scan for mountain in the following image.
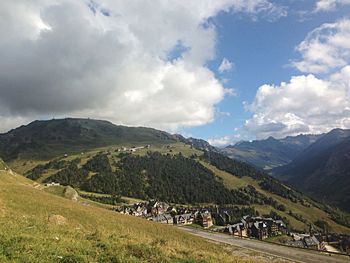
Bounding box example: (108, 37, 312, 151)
(2, 118, 350, 234)
(188, 137, 218, 152)
(0, 118, 183, 161)
(221, 134, 322, 170)
(274, 128, 350, 212)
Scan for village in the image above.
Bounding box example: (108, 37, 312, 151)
(117, 200, 350, 255)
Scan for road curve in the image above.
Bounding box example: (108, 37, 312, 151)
(179, 227, 350, 263)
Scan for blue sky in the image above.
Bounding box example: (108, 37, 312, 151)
(184, 1, 350, 145)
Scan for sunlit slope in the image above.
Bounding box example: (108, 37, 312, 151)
(0, 169, 253, 263)
(9, 142, 350, 234)
(214, 170, 350, 234)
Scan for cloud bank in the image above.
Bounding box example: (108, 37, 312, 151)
(0, 0, 284, 133)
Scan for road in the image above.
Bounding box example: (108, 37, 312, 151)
(179, 227, 350, 263)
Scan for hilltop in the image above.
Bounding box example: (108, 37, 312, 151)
(0, 118, 184, 161)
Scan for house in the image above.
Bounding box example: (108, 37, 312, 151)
(212, 213, 225, 226)
(265, 218, 279, 236)
(45, 182, 60, 187)
(128, 202, 148, 217)
(251, 221, 268, 240)
(304, 235, 321, 250)
(150, 201, 169, 215)
(223, 211, 231, 224)
(196, 211, 213, 228)
(151, 214, 173, 224)
(285, 240, 306, 248)
(225, 223, 247, 237)
(173, 213, 193, 225)
(275, 220, 288, 235)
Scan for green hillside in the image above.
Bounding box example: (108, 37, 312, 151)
(0, 118, 184, 161)
(274, 129, 350, 212)
(3, 118, 350, 235)
(0, 167, 261, 262)
(10, 142, 350, 234)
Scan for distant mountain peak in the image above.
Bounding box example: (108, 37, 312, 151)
(274, 128, 350, 212)
(221, 133, 324, 171)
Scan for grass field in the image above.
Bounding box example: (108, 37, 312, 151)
(0, 169, 272, 263)
(201, 162, 249, 189)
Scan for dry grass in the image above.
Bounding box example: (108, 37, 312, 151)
(0, 170, 264, 263)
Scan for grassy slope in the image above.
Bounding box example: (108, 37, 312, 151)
(0, 159, 6, 170)
(8, 143, 350, 234)
(206, 164, 350, 233)
(0, 170, 260, 263)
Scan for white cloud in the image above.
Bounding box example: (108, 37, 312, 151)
(314, 0, 350, 12)
(292, 19, 350, 74)
(315, 0, 338, 12)
(218, 58, 234, 73)
(0, 0, 285, 133)
(208, 136, 232, 147)
(245, 18, 350, 139)
(244, 68, 350, 139)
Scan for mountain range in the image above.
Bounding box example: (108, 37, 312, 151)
(1, 118, 349, 234)
(274, 128, 350, 212)
(221, 128, 350, 213)
(221, 134, 322, 170)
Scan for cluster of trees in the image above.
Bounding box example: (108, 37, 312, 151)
(26, 158, 69, 180)
(43, 162, 88, 188)
(30, 151, 290, 211)
(241, 185, 286, 212)
(202, 151, 266, 180)
(259, 178, 300, 203)
(220, 206, 259, 223)
(203, 151, 304, 206)
(113, 152, 253, 204)
(83, 154, 111, 173)
(267, 210, 290, 229)
(314, 219, 332, 233)
(40, 152, 284, 206)
(328, 209, 350, 228)
(288, 210, 308, 224)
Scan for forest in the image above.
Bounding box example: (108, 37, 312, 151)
(27, 151, 285, 206)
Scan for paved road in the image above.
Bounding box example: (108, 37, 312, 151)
(179, 227, 350, 263)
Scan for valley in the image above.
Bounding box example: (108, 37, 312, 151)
(8, 140, 350, 234)
(1, 119, 350, 262)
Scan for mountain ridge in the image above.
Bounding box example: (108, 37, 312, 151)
(2, 118, 350, 233)
(221, 133, 322, 170)
(0, 118, 185, 161)
(274, 128, 350, 212)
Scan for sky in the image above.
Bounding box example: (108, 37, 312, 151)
(1, 0, 350, 146)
